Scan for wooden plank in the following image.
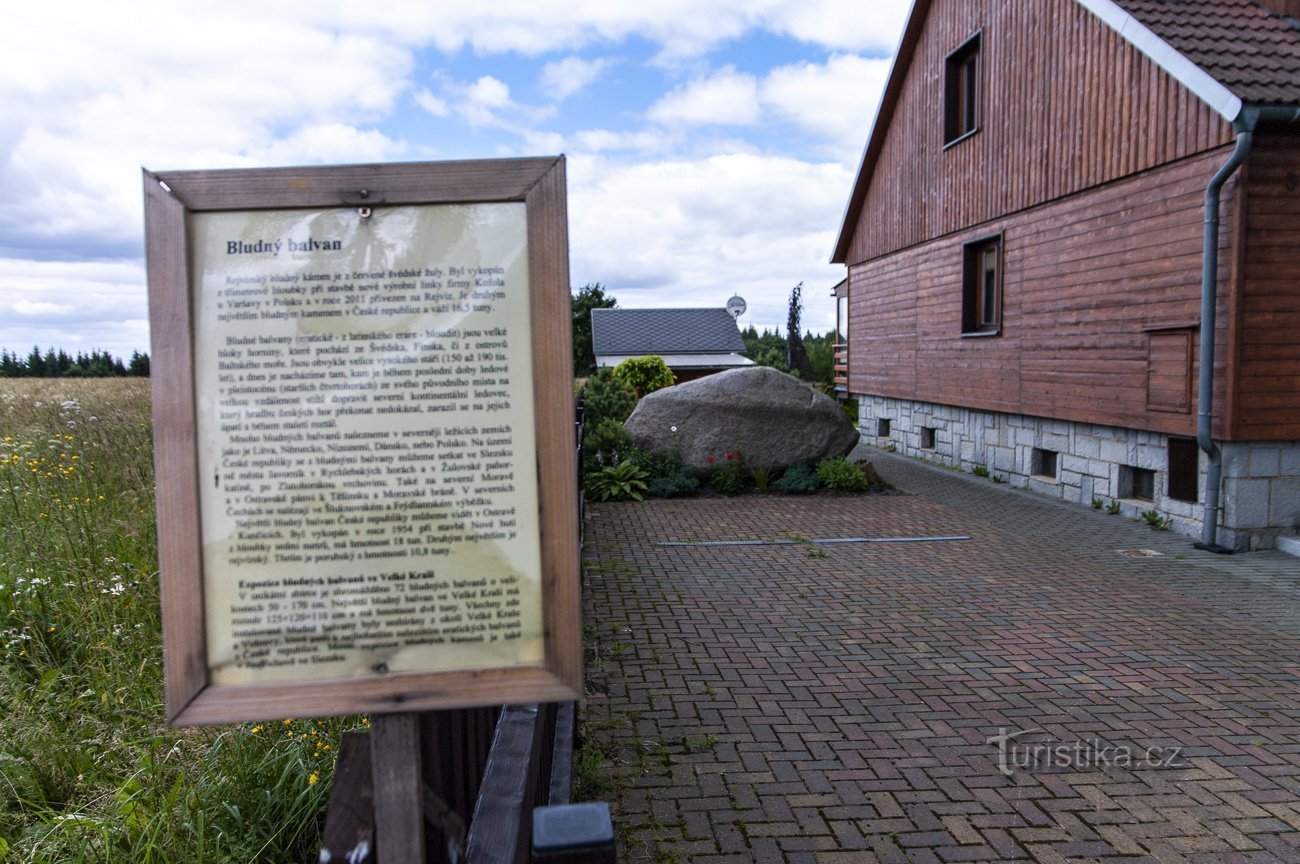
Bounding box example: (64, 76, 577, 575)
(143, 171, 207, 723)
(466, 704, 547, 864)
(152, 158, 561, 211)
(371, 713, 427, 864)
(525, 160, 584, 696)
(548, 701, 577, 807)
(320, 732, 375, 863)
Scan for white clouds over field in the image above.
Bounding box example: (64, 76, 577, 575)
(0, 0, 907, 358)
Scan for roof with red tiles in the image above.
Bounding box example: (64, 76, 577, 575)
(1113, 0, 1300, 105)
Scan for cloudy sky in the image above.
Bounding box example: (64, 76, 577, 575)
(0, 0, 909, 362)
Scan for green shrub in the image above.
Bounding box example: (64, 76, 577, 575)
(815, 456, 869, 493)
(581, 368, 636, 430)
(612, 355, 675, 397)
(750, 467, 771, 493)
(582, 417, 634, 474)
(634, 449, 699, 498)
(646, 468, 699, 499)
(774, 463, 821, 494)
(586, 461, 649, 502)
(708, 451, 749, 494)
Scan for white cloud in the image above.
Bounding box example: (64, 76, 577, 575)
(13, 300, 72, 317)
(571, 128, 676, 154)
(427, 73, 556, 132)
(647, 67, 761, 127)
(414, 89, 451, 117)
(764, 0, 910, 52)
(567, 153, 851, 332)
(539, 56, 612, 101)
(1, 6, 414, 260)
(760, 54, 893, 158)
(254, 125, 407, 166)
(0, 257, 148, 359)
(0, 0, 911, 353)
(335, 0, 908, 60)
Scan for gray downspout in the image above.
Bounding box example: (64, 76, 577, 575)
(1195, 109, 1257, 553)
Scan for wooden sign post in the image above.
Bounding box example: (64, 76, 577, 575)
(143, 158, 581, 856)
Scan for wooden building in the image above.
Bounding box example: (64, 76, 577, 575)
(833, 0, 1300, 550)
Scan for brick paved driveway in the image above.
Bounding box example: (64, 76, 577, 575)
(580, 452, 1300, 863)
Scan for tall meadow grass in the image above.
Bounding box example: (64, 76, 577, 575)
(0, 379, 357, 862)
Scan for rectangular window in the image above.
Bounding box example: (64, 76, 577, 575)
(1032, 448, 1058, 480)
(876, 418, 891, 437)
(962, 235, 1002, 334)
(944, 32, 982, 146)
(1167, 437, 1199, 503)
(920, 427, 937, 449)
(1120, 465, 1156, 502)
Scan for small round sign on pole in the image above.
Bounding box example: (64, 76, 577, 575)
(726, 295, 747, 319)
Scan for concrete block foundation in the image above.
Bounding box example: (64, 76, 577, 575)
(859, 395, 1300, 551)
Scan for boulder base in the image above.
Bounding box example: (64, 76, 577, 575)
(624, 366, 859, 474)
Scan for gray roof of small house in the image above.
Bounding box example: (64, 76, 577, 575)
(590, 307, 747, 357)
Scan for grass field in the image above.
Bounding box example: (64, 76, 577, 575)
(0, 378, 360, 862)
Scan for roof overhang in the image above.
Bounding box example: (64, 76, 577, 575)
(1075, 0, 1243, 122)
(595, 353, 755, 369)
(831, 0, 932, 265)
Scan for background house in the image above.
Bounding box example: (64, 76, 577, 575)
(832, 0, 1300, 550)
(589, 307, 754, 383)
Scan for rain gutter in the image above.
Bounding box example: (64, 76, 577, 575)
(1196, 105, 1300, 552)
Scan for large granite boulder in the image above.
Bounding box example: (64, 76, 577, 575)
(624, 366, 859, 474)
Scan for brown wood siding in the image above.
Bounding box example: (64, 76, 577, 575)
(1234, 132, 1300, 440)
(847, 148, 1239, 437)
(844, 0, 1234, 266)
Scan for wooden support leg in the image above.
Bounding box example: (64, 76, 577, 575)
(371, 712, 427, 863)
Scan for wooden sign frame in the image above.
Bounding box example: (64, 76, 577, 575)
(143, 158, 581, 725)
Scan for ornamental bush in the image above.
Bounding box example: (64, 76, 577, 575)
(582, 417, 635, 474)
(634, 449, 699, 498)
(814, 456, 868, 493)
(581, 368, 636, 430)
(773, 463, 821, 494)
(586, 461, 649, 502)
(707, 451, 749, 495)
(611, 355, 675, 397)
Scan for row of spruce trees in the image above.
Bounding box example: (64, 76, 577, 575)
(0, 347, 150, 378)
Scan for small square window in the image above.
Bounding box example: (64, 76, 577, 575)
(876, 418, 891, 437)
(1120, 465, 1156, 502)
(962, 235, 1002, 334)
(944, 32, 982, 146)
(1032, 448, 1058, 479)
(1167, 437, 1199, 503)
(920, 427, 937, 449)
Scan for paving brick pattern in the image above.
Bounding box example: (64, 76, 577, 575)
(580, 451, 1300, 863)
